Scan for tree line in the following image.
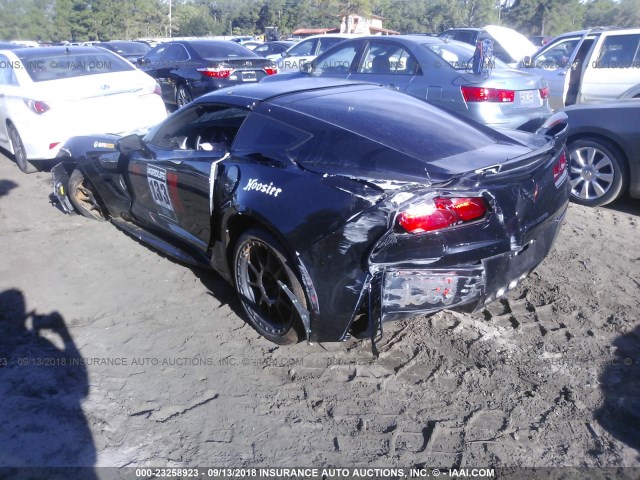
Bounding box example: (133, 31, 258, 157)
(0, 0, 638, 43)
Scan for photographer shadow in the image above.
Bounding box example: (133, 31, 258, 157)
(0, 289, 97, 479)
(596, 325, 640, 457)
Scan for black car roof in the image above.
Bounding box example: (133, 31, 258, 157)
(194, 78, 378, 105)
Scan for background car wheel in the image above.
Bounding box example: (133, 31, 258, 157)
(7, 123, 36, 173)
(176, 85, 192, 108)
(234, 229, 306, 345)
(68, 169, 106, 221)
(568, 139, 626, 207)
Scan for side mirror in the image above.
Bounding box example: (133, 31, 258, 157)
(116, 134, 147, 156)
(300, 62, 313, 74)
(281, 51, 289, 58)
(521, 55, 532, 68)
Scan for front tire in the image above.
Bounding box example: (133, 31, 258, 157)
(233, 229, 306, 345)
(7, 123, 36, 173)
(68, 169, 106, 221)
(568, 139, 626, 207)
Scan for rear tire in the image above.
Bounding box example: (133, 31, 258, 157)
(176, 85, 192, 108)
(7, 123, 36, 173)
(68, 169, 106, 221)
(567, 139, 626, 207)
(233, 229, 306, 345)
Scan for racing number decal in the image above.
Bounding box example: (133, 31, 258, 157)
(147, 165, 174, 212)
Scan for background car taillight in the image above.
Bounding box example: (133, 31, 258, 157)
(539, 86, 549, 99)
(197, 66, 233, 78)
(461, 86, 515, 103)
(264, 66, 278, 75)
(24, 99, 50, 114)
(398, 197, 488, 234)
(553, 150, 567, 187)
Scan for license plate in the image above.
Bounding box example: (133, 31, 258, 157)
(519, 91, 535, 105)
(242, 71, 257, 82)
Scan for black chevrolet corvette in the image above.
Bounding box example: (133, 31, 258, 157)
(51, 79, 570, 345)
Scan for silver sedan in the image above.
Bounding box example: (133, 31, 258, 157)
(263, 35, 552, 131)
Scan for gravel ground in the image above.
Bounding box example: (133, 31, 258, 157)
(0, 153, 639, 473)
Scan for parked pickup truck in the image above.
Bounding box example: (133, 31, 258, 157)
(519, 27, 640, 111)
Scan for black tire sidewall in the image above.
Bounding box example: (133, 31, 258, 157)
(233, 228, 306, 345)
(177, 85, 192, 107)
(568, 139, 625, 207)
(8, 124, 36, 174)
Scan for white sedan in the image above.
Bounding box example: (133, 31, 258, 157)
(0, 46, 167, 173)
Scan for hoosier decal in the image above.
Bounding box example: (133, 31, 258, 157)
(243, 178, 282, 197)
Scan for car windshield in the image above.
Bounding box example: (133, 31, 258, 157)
(16, 50, 133, 81)
(189, 41, 258, 59)
(422, 42, 509, 70)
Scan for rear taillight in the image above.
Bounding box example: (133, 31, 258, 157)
(398, 197, 488, 234)
(49, 142, 60, 150)
(461, 86, 514, 103)
(24, 99, 50, 114)
(197, 67, 233, 78)
(553, 150, 567, 187)
(539, 86, 549, 99)
(264, 66, 278, 75)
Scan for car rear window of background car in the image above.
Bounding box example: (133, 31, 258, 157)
(16, 51, 133, 82)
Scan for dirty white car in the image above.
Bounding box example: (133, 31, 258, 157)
(0, 46, 166, 173)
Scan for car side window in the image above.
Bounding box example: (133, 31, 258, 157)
(164, 44, 190, 62)
(147, 104, 250, 152)
(358, 41, 420, 75)
(595, 34, 640, 67)
(253, 44, 268, 55)
(0, 55, 18, 86)
(456, 31, 477, 45)
(233, 113, 311, 159)
(534, 38, 580, 68)
(288, 39, 315, 57)
(312, 43, 360, 74)
(145, 45, 167, 63)
(317, 37, 345, 55)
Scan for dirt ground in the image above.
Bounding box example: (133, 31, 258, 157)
(0, 151, 639, 473)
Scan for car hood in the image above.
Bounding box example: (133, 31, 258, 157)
(485, 25, 537, 62)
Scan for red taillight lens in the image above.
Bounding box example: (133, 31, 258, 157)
(539, 86, 549, 99)
(264, 67, 278, 75)
(197, 67, 233, 78)
(553, 150, 567, 186)
(461, 86, 515, 103)
(398, 197, 488, 234)
(49, 142, 60, 150)
(24, 99, 50, 114)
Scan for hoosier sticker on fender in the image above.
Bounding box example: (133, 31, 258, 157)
(243, 178, 282, 197)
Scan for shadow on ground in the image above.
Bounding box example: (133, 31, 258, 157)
(0, 289, 97, 479)
(597, 325, 640, 457)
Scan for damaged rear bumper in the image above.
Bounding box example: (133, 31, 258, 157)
(379, 202, 567, 319)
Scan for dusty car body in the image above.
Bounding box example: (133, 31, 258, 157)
(51, 79, 570, 345)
